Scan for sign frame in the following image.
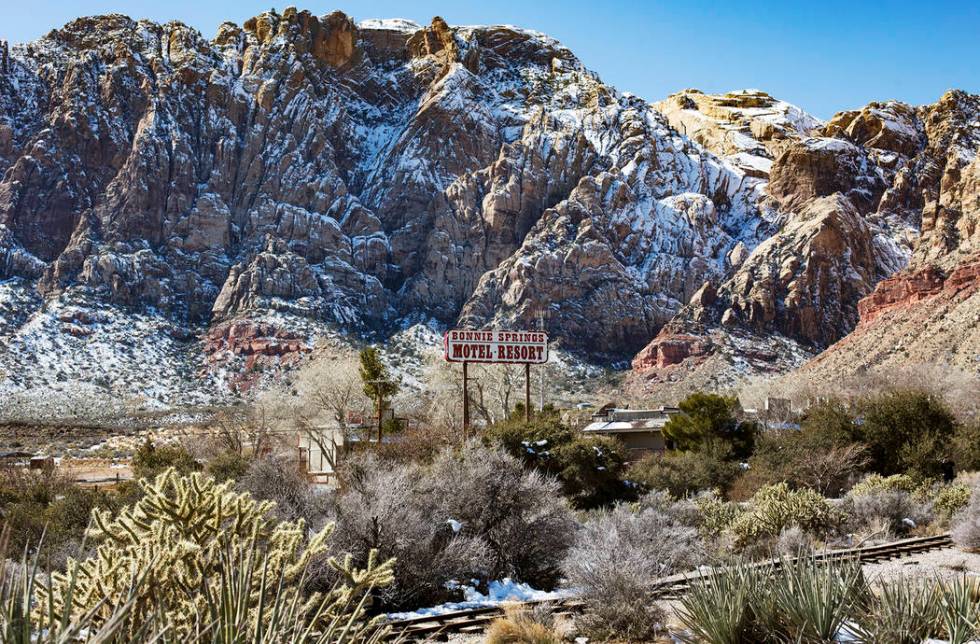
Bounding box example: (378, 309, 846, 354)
(443, 329, 549, 365)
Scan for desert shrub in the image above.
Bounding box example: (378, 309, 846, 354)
(331, 444, 576, 609)
(551, 435, 634, 509)
(951, 488, 980, 551)
(562, 503, 699, 641)
(728, 483, 841, 548)
(376, 422, 456, 464)
(848, 489, 931, 535)
(422, 443, 579, 587)
(664, 393, 757, 458)
(856, 390, 957, 479)
(131, 438, 200, 479)
(798, 398, 860, 445)
(486, 606, 563, 644)
(330, 455, 490, 609)
(205, 449, 252, 482)
(237, 455, 329, 525)
(0, 468, 119, 565)
(630, 445, 741, 498)
(486, 412, 632, 508)
(775, 526, 814, 557)
(846, 474, 943, 534)
(952, 421, 980, 473)
(42, 469, 393, 640)
(736, 429, 867, 499)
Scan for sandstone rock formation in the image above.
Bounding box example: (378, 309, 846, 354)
(629, 90, 979, 396)
(0, 8, 976, 410)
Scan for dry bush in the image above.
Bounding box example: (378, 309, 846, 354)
(486, 606, 564, 644)
(562, 503, 700, 640)
(743, 363, 980, 423)
(952, 488, 980, 552)
(329, 445, 575, 609)
(775, 526, 814, 557)
(236, 455, 330, 525)
(327, 454, 490, 610)
(845, 474, 935, 536)
(420, 442, 579, 587)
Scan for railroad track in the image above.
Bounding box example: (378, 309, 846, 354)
(387, 533, 954, 639)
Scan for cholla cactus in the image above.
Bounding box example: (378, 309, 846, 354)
(729, 483, 841, 547)
(38, 468, 393, 640)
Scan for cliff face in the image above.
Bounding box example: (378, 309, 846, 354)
(0, 10, 975, 411)
(629, 90, 980, 395)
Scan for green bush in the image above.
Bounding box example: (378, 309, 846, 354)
(552, 435, 634, 509)
(663, 393, 757, 459)
(736, 426, 868, 499)
(799, 398, 860, 445)
(485, 412, 632, 509)
(630, 446, 741, 498)
(205, 450, 252, 482)
(856, 390, 957, 479)
(131, 438, 200, 479)
(0, 469, 119, 564)
(952, 421, 980, 473)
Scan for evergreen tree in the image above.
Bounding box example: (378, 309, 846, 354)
(359, 346, 399, 415)
(663, 392, 756, 458)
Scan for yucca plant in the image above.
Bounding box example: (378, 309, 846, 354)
(771, 559, 869, 643)
(936, 576, 980, 644)
(191, 541, 394, 644)
(675, 562, 768, 644)
(851, 577, 943, 644)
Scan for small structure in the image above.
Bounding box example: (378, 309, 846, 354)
(298, 424, 346, 485)
(581, 406, 680, 457)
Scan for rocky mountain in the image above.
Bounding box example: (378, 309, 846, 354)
(0, 9, 976, 416)
(628, 89, 979, 396)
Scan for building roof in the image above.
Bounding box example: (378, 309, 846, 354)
(582, 417, 669, 434)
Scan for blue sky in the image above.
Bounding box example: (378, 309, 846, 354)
(3, 1, 978, 118)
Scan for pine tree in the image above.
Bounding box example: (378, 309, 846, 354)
(359, 347, 399, 415)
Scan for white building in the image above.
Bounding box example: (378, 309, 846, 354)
(581, 405, 680, 457)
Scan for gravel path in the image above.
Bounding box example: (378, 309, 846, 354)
(862, 546, 980, 584)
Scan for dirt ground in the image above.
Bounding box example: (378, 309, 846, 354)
(862, 545, 980, 584)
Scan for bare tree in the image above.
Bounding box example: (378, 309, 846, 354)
(207, 405, 278, 457)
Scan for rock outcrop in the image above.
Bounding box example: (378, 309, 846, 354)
(629, 90, 979, 396)
(0, 9, 976, 410)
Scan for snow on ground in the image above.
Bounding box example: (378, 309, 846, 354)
(386, 579, 576, 621)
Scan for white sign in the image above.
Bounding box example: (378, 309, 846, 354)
(444, 329, 549, 364)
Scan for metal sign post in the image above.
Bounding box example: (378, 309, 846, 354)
(462, 361, 470, 439)
(524, 363, 531, 422)
(444, 329, 548, 435)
